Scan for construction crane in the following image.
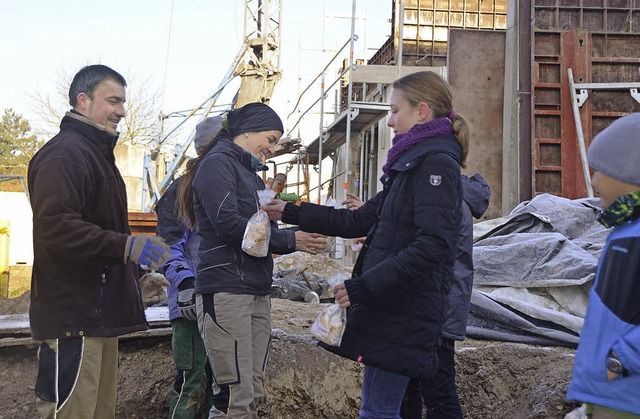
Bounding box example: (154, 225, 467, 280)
(142, 0, 291, 211)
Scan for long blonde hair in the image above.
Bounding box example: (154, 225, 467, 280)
(393, 71, 469, 167)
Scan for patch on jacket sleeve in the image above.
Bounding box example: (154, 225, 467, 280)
(429, 175, 442, 186)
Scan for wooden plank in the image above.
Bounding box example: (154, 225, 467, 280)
(532, 21, 563, 195)
(560, 30, 592, 199)
(350, 65, 445, 84)
(502, 0, 520, 214)
(592, 57, 640, 63)
(128, 211, 158, 236)
(537, 138, 562, 144)
(519, 0, 533, 202)
(448, 29, 506, 219)
(531, 0, 640, 200)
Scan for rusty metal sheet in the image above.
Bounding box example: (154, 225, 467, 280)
(560, 30, 592, 199)
(531, 0, 640, 199)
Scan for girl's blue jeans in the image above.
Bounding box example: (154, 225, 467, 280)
(360, 365, 410, 418)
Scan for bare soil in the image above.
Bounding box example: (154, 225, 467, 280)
(1, 294, 578, 418)
(1, 246, 580, 418)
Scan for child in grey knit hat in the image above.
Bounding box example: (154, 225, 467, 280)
(565, 112, 640, 418)
(588, 112, 640, 212)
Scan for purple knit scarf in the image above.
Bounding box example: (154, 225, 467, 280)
(382, 117, 454, 175)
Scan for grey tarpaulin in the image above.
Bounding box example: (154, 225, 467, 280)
(467, 194, 609, 347)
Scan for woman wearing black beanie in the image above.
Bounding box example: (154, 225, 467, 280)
(176, 102, 325, 418)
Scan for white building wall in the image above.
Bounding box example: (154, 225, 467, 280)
(0, 192, 33, 265)
(114, 143, 145, 211)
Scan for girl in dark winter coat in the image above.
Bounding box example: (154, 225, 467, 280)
(343, 174, 491, 419)
(176, 103, 326, 419)
(401, 173, 491, 419)
(263, 71, 470, 418)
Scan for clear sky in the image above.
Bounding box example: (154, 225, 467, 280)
(0, 0, 391, 144)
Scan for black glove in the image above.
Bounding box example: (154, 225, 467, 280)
(125, 235, 170, 271)
(177, 278, 197, 321)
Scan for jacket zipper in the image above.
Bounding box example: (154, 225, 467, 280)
(96, 267, 107, 316)
(235, 248, 246, 283)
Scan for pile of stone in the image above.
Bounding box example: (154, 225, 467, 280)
(271, 252, 352, 303)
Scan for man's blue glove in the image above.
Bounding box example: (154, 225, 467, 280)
(125, 235, 170, 271)
(177, 278, 197, 321)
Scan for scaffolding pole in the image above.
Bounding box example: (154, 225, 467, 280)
(567, 68, 640, 198)
(317, 3, 326, 205)
(344, 0, 357, 193)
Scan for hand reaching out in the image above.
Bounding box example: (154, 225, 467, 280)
(261, 199, 287, 221)
(294, 231, 327, 255)
(341, 193, 363, 211)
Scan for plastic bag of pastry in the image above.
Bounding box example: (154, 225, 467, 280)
(310, 304, 346, 346)
(310, 272, 349, 346)
(242, 188, 276, 257)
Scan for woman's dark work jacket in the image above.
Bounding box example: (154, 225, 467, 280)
(281, 134, 463, 379)
(192, 138, 296, 296)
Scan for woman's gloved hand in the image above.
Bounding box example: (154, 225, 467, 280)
(177, 277, 197, 321)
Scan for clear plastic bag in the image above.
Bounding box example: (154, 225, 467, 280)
(310, 272, 349, 346)
(317, 236, 336, 254)
(242, 189, 276, 257)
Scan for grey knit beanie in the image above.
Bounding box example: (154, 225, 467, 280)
(194, 116, 223, 153)
(587, 113, 640, 187)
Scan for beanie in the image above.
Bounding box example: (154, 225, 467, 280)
(194, 116, 223, 152)
(226, 102, 284, 138)
(587, 113, 640, 187)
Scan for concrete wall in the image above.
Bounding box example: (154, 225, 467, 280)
(0, 145, 156, 263)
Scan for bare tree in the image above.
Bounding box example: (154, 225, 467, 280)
(30, 69, 162, 146)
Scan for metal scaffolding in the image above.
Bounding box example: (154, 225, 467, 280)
(141, 0, 284, 211)
(285, 0, 391, 204)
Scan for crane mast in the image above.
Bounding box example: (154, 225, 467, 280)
(142, 0, 283, 211)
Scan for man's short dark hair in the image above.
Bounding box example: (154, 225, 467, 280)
(68, 64, 127, 107)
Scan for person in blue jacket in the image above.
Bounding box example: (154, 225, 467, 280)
(263, 71, 469, 418)
(566, 113, 640, 418)
(175, 103, 326, 418)
(156, 116, 229, 418)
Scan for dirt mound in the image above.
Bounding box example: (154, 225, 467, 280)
(0, 299, 579, 418)
(0, 291, 30, 315)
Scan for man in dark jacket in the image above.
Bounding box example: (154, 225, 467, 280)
(28, 64, 169, 419)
